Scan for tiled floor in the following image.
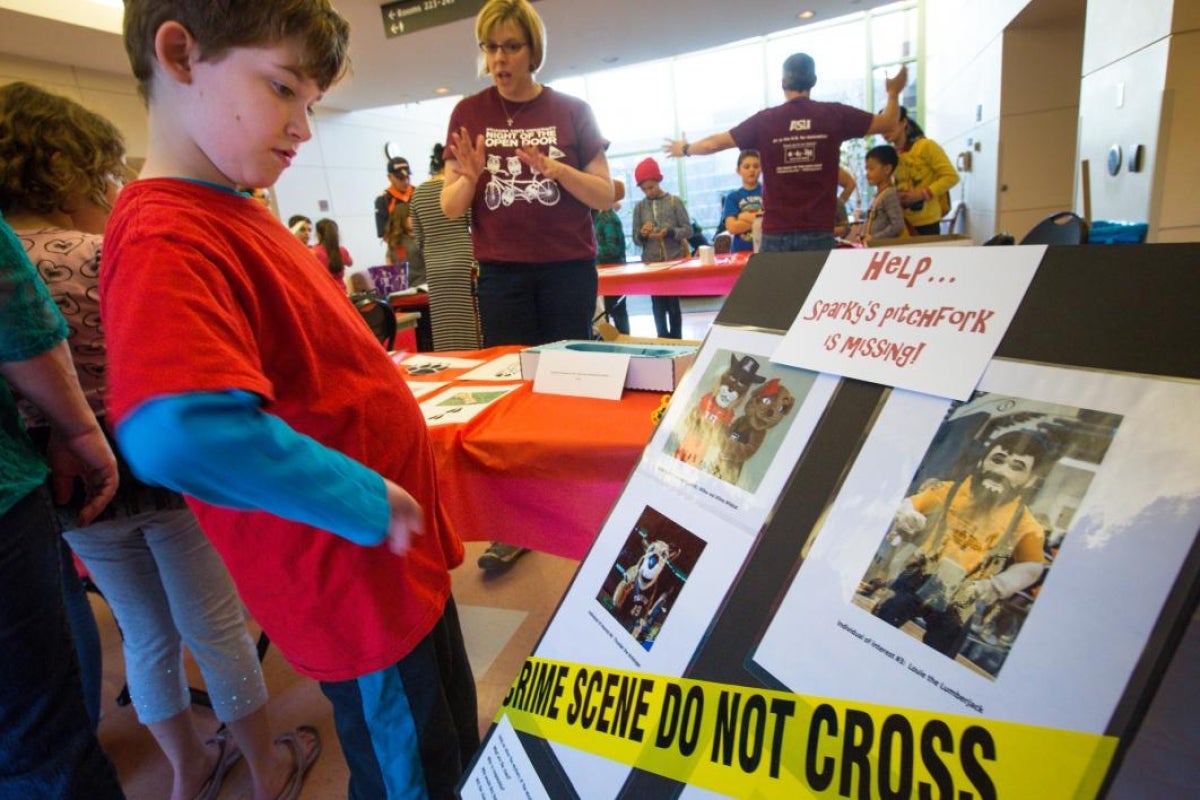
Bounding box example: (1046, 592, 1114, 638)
(95, 297, 721, 798)
(96, 542, 580, 799)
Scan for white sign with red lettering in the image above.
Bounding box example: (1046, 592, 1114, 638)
(773, 246, 1045, 399)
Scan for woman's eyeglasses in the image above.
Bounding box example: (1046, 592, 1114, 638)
(479, 41, 527, 55)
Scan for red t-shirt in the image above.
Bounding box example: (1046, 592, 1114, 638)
(730, 97, 873, 234)
(446, 86, 607, 263)
(101, 179, 463, 681)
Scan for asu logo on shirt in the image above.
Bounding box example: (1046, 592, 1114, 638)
(789, 118, 812, 131)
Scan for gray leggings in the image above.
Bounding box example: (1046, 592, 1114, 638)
(64, 508, 268, 724)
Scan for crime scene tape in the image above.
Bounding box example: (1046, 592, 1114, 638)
(497, 656, 1117, 799)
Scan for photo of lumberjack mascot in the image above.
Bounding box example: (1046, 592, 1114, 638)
(872, 430, 1057, 659)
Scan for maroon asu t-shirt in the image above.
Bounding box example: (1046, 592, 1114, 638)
(730, 97, 873, 235)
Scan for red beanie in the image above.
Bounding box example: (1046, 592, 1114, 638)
(634, 157, 663, 187)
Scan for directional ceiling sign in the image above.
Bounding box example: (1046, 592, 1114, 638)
(381, 0, 536, 40)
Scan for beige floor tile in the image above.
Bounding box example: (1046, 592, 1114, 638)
(94, 541, 580, 799)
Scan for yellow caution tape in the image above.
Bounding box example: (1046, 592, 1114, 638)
(498, 656, 1117, 799)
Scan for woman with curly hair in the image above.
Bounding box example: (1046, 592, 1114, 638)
(0, 81, 299, 800)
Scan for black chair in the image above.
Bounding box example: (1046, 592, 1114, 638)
(1019, 211, 1089, 245)
(353, 293, 397, 350)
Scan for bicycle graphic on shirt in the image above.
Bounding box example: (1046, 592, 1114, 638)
(483, 154, 561, 210)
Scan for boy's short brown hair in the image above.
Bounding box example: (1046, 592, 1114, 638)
(124, 0, 351, 100)
(0, 82, 130, 216)
(737, 149, 761, 168)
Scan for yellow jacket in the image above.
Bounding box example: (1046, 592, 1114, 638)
(895, 137, 960, 229)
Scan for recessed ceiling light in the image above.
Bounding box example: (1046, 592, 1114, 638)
(435, 87, 450, 95)
(798, 10, 816, 19)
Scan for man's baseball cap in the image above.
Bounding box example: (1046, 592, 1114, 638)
(387, 157, 410, 178)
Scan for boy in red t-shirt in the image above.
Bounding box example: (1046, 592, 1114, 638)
(102, 3, 478, 797)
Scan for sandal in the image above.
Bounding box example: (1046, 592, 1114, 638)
(271, 725, 322, 800)
(193, 728, 243, 800)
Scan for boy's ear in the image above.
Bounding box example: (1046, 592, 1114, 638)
(154, 20, 199, 85)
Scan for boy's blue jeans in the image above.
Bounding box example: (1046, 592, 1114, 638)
(0, 485, 124, 800)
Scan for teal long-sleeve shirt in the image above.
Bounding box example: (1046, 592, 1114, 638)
(117, 390, 390, 546)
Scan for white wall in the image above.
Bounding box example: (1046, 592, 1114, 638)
(923, 0, 1029, 241)
(1156, 26, 1200, 242)
(1077, 0, 1200, 242)
(997, 19, 1084, 238)
(274, 98, 459, 275)
(924, 0, 1089, 241)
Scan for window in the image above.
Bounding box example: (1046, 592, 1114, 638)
(549, 1, 918, 239)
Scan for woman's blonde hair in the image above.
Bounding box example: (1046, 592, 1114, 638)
(475, 0, 546, 75)
(0, 82, 131, 216)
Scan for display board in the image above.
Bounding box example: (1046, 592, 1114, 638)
(460, 244, 1200, 800)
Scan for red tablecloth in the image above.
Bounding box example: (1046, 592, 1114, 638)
(401, 347, 664, 560)
(597, 250, 750, 297)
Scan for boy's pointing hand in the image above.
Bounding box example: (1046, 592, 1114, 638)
(384, 479, 425, 556)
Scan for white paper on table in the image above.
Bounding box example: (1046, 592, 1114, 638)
(397, 353, 486, 376)
(532, 349, 628, 401)
(460, 715, 552, 800)
(418, 383, 522, 426)
(404, 380, 449, 399)
(458, 353, 524, 382)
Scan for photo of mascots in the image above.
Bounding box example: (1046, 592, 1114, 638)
(596, 507, 707, 651)
(713, 378, 796, 486)
(614, 539, 680, 638)
(870, 429, 1055, 659)
(673, 353, 766, 470)
(854, 392, 1123, 678)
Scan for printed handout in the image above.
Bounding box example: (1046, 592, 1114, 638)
(418, 384, 523, 426)
(458, 353, 524, 382)
(396, 353, 486, 376)
(404, 380, 449, 400)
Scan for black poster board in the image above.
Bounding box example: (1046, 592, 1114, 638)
(461, 244, 1200, 800)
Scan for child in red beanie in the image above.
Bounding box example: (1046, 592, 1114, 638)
(631, 157, 689, 338)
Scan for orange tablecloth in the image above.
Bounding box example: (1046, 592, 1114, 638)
(597, 250, 750, 296)
(401, 347, 664, 560)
